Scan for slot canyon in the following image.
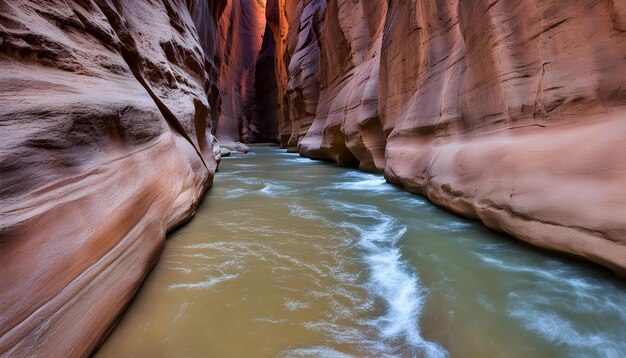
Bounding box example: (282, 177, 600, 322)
(1, 0, 626, 356)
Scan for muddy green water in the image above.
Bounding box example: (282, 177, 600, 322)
(97, 147, 626, 357)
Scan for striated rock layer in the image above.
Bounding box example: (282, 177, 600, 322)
(2, 0, 626, 355)
(0, 0, 221, 355)
(244, 24, 280, 143)
(267, 0, 626, 276)
(213, 0, 267, 146)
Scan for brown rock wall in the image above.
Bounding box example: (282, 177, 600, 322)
(2, 0, 626, 355)
(245, 24, 280, 143)
(0, 0, 219, 355)
(268, 0, 626, 276)
(213, 0, 266, 146)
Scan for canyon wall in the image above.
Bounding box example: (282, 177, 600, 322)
(268, 0, 626, 276)
(244, 24, 280, 143)
(1, 0, 625, 355)
(0, 0, 222, 355)
(212, 0, 267, 146)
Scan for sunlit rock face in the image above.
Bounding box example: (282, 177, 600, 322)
(301, 0, 387, 170)
(267, 0, 626, 276)
(264, 0, 317, 149)
(0, 0, 219, 355)
(213, 0, 267, 146)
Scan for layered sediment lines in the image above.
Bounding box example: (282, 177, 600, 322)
(0, 0, 220, 355)
(213, 0, 266, 146)
(2, 0, 626, 355)
(244, 25, 280, 143)
(268, 0, 626, 276)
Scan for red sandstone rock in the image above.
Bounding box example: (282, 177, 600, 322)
(2, 0, 626, 355)
(268, 0, 626, 276)
(0, 0, 219, 355)
(213, 0, 266, 146)
(245, 24, 280, 143)
(303, 0, 388, 170)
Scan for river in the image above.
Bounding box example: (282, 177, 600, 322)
(97, 146, 626, 357)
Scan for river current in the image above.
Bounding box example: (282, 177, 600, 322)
(97, 146, 626, 357)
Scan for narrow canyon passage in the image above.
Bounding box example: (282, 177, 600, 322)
(2, 0, 626, 355)
(97, 147, 626, 357)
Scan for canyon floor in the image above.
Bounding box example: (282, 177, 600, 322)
(96, 147, 626, 357)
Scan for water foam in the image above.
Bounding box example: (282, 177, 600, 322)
(283, 299, 311, 311)
(279, 346, 353, 358)
(473, 253, 600, 291)
(326, 200, 448, 357)
(284, 157, 318, 164)
(329, 172, 392, 193)
(223, 188, 248, 199)
(258, 183, 283, 196)
(167, 273, 239, 290)
(288, 202, 325, 220)
(427, 221, 473, 231)
(473, 251, 626, 356)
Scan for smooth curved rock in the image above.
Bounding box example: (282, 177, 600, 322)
(213, 0, 267, 144)
(234, 142, 250, 153)
(267, 0, 626, 276)
(3, 1, 626, 355)
(220, 147, 232, 157)
(0, 0, 219, 355)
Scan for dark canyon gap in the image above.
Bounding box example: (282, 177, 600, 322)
(0, 0, 625, 356)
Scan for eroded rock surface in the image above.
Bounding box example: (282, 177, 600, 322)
(267, 0, 626, 276)
(213, 0, 267, 146)
(244, 24, 280, 143)
(0, 0, 220, 355)
(2, 0, 626, 355)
